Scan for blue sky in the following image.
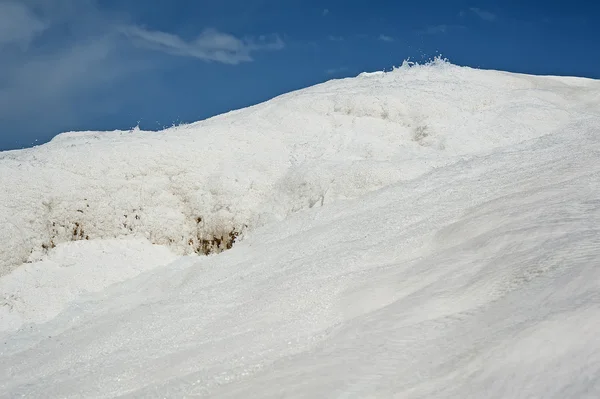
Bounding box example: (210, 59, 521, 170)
(1, 0, 598, 151)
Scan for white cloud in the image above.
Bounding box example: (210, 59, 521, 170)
(0, 1, 47, 48)
(468, 7, 496, 21)
(322, 9, 329, 16)
(421, 25, 449, 35)
(0, 36, 144, 142)
(0, 1, 135, 136)
(417, 24, 468, 35)
(122, 26, 284, 65)
(328, 35, 344, 42)
(0, 0, 286, 149)
(378, 34, 394, 42)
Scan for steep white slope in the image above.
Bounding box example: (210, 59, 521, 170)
(0, 117, 598, 398)
(1, 59, 597, 275)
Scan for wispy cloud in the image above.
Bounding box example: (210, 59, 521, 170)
(122, 27, 284, 65)
(322, 9, 329, 16)
(0, 2, 47, 48)
(0, 0, 286, 148)
(418, 24, 466, 35)
(328, 35, 344, 42)
(465, 7, 496, 22)
(378, 34, 394, 42)
(0, 0, 133, 135)
(419, 25, 449, 35)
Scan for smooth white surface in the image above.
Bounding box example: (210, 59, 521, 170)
(0, 238, 177, 330)
(1, 60, 599, 398)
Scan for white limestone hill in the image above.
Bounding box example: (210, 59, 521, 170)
(1, 59, 597, 275)
(1, 59, 599, 398)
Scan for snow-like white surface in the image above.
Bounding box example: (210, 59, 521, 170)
(1, 60, 599, 397)
(0, 238, 177, 330)
(3, 59, 596, 275)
